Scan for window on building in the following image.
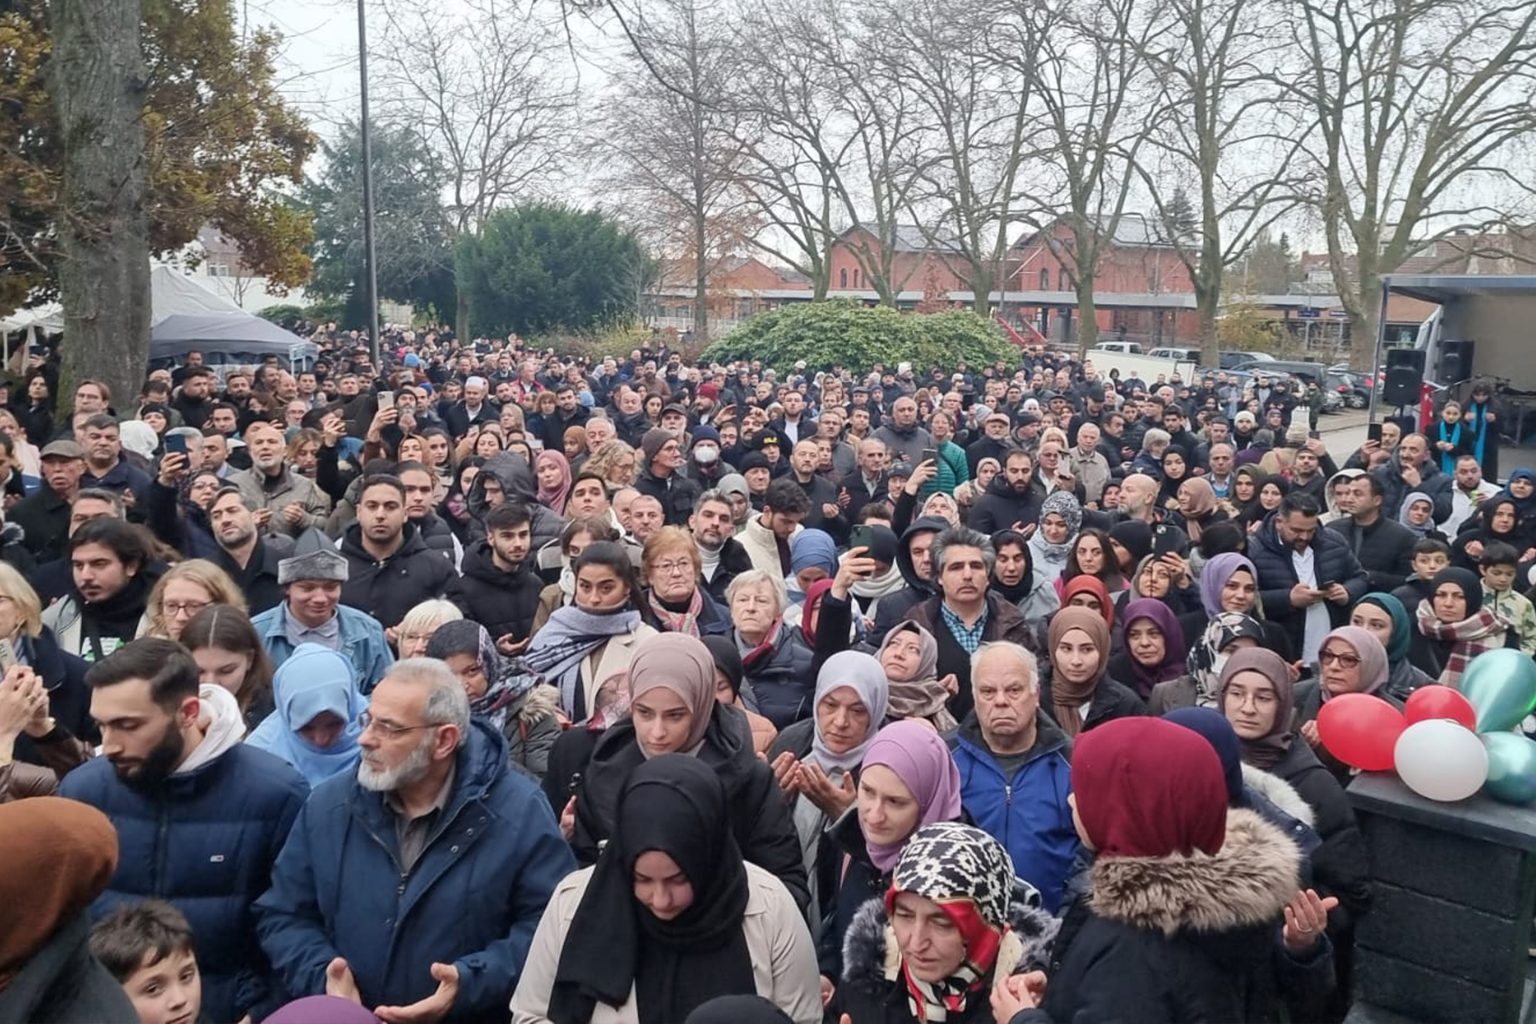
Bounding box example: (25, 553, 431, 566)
(1058, 268, 1068, 290)
(840, 268, 848, 288)
(854, 269, 861, 288)
(1038, 268, 1050, 290)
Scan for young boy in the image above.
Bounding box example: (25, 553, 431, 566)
(89, 900, 202, 1024)
(1392, 537, 1451, 612)
(1481, 542, 1536, 656)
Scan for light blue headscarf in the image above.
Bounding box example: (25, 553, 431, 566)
(247, 643, 366, 786)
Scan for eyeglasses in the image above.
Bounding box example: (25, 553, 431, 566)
(653, 560, 693, 576)
(358, 711, 439, 737)
(1318, 649, 1362, 669)
(164, 601, 210, 617)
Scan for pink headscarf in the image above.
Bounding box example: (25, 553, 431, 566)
(860, 720, 963, 871)
(535, 449, 573, 512)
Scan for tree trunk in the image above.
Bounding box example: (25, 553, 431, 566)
(693, 210, 709, 343)
(1351, 275, 1381, 373)
(455, 290, 471, 342)
(1076, 280, 1100, 356)
(1195, 278, 1220, 367)
(51, 0, 150, 410)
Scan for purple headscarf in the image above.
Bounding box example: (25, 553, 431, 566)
(1119, 598, 1187, 696)
(1200, 552, 1259, 618)
(860, 720, 963, 872)
(266, 997, 382, 1024)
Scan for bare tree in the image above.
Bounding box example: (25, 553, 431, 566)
(374, 0, 578, 337)
(51, 0, 151, 406)
(1286, 0, 1536, 367)
(1134, 0, 1308, 365)
(1009, 0, 1171, 354)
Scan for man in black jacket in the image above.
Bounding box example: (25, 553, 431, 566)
(13, 439, 87, 561)
(788, 439, 845, 542)
(968, 449, 1044, 535)
(634, 427, 700, 526)
(1250, 492, 1369, 663)
(446, 502, 545, 649)
(691, 490, 753, 603)
(207, 487, 290, 614)
(337, 475, 455, 631)
(1326, 474, 1416, 592)
(396, 461, 460, 568)
(840, 437, 890, 514)
(964, 412, 1014, 475)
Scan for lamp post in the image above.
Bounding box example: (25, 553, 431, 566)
(357, 0, 381, 366)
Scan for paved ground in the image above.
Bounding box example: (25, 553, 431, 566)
(1315, 408, 1531, 483)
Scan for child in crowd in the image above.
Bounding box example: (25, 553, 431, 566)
(1393, 537, 1451, 611)
(1481, 542, 1536, 656)
(89, 900, 203, 1024)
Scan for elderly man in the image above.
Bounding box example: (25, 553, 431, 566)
(256, 659, 573, 1023)
(228, 420, 330, 538)
(947, 641, 1078, 912)
(901, 527, 1033, 721)
(1371, 432, 1452, 524)
(250, 530, 394, 692)
(444, 375, 499, 440)
(1067, 422, 1110, 506)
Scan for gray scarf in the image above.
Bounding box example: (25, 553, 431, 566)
(523, 605, 642, 716)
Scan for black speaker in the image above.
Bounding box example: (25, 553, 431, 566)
(1383, 348, 1426, 406)
(1439, 340, 1474, 383)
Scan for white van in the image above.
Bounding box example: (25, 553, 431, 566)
(1093, 341, 1143, 354)
(1148, 346, 1202, 361)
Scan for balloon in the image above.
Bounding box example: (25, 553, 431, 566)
(1404, 685, 1477, 731)
(1394, 720, 1489, 802)
(1460, 649, 1536, 732)
(1483, 732, 1536, 804)
(1316, 693, 1405, 771)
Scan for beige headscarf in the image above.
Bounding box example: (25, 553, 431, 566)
(627, 632, 718, 754)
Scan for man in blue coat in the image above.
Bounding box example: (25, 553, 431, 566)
(59, 637, 309, 1023)
(947, 641, 1079, 913)
(255, 658, 574, 1023)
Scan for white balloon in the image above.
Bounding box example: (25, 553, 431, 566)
(1394, 719, 1490, 802)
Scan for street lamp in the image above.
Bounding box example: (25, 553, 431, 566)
(357, 0, 381, 366)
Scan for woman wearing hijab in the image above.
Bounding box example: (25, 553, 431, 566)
(1412, 567, 1510, 686)
(1002, 716, 1329, 1024)
(566, 633, 809, 912)
(1220, 648, 1371, 1021)
(1107, 599, 1186, 701)
(836, 823, 1057, 1024)
(0, 798, 138, 1023)
(1057, 575, 1114, 628)
(1038, 607, 1145, 737)
(1397, 491, 1445, 541)
(766, 651, 889, 933)
(1117, 553, 1205, 647)
(535, 450, 574, 514)
(1350, 593, 1433, 700)
(1029, 492, 1081, 590)
(1503, 469, 1536, 546)
(991, 529, 1059, 623)
(512, 755, 822, 1024)
(1463, 383, 1501, 482)
(703, 634, 776, 754)
(427, 620, 562, 780)
(1199, 551, 1294, 660)
(1243, 473, 1291, 529)
(874, 621, 957, 732)
(1293, 626, 1400, 781)
(1157, 446, 1192, 508)
(1177, 477, 1226, 544)
(246, 643, 365, 787)
(1230, 464, 1265, 519)
(1451, 495, 1535, 569)
(1148, 611, 1268, 714)
(819, 720, 964, 988)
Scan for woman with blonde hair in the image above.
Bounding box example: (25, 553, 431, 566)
(286, 429, 323, 478)
(0, 560, 97, 764)
(391, 598, 464, 659)
(139, 559, 246, 642)
(586, 440, 640, 491)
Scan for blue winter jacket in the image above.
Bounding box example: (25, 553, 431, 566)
(1248, 512, 1370, 654)
(254, 719, 575, 1023)
(58, 741, 308, 1022)
(948, 712, 1080, 913)
(251, 602, 395, 693)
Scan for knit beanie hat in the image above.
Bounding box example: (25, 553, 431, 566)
(278, 529, 349, 585)
(640, 428, 675, 466)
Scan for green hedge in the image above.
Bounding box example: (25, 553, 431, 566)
(701, 302, 1016, 374)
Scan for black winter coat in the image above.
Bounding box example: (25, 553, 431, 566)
(1327, 516, 1418, 592)
(740, 623, 816, 728)
(445, 541, 545, 643)
(338, 522, 456, 629)
(1037, 674, 1147, 734)
(570, 704, 810, 912)
(634, 466, 701, 526)
(1266, 741, 1373, 931)
(702, 537, 755, 604)
(969, 475, 1045, 536)
(1017, 810, 1333, 1024)
(1249, 514, 1369, 654)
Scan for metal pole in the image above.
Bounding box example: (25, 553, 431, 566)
(357, 0, 381, 367)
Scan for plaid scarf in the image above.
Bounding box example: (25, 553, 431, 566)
(1415, 602, 1508, 687)
(647, 588, 703, 637)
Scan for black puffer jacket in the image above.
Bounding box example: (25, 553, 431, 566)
(571, 703, 809, 911)
(868, 516, 948, 645)
(1016, 810, 1334, 1024)
(465, 452, 566, 549)
(633, 466, 701, 526)
(1249, 513, 1369, 654)
(444, 541, 545, 642)
(338, 522, 457, 629)
(738, 622, 816, 728)
(968, 474, 1045, 535)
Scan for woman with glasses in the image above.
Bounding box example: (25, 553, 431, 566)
(391, 598, 464, 660)
(636, 527, 732, 638)
(181, 604, 276, 732)
(1293, 625, 1400, 785)
(139, 559, 246, 643)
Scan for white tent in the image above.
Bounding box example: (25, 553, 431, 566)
(147, 266, 317, 368)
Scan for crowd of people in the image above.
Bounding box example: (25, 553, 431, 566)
(1, 329, 1532, 1024)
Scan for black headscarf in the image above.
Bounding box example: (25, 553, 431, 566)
(549, 755, 755, 1024)
(989, 528, 1034, 604)
(1430, 567, 1484, 615)
(701, 635, 743, 699)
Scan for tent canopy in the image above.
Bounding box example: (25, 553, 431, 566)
(147, 266, 315, 366)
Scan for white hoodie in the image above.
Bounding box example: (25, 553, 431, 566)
(174, 684, 248, 776)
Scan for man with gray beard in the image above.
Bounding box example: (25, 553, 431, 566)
(257, 659, 573, 1021)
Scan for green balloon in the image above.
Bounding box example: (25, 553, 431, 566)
(1460, 650, 1536, 733)
(1483, 732, 1536, 804)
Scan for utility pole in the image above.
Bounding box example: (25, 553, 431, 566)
(357, 0, 381, 365)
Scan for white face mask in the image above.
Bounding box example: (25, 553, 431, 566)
(694, 445, 719, 465)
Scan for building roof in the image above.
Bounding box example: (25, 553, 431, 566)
(1011, 212, 1176, 251)
(841, 223, 963, 253)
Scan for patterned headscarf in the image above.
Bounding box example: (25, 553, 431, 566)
(426, 621, 540, 732)
(1187, 612, 1267, 706)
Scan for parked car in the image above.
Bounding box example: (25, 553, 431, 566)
(1327, 370, 1370, 409)
(1093, 341, 1144, 354)
(1149, 346, 1203, 362)
(1220, 351, 1276, 369)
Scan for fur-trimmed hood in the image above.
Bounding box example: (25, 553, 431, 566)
(1088, 807, 1298, 938)
(840, 886, 1059, 996)
(1241, 763, 1315, 827)
(516, 682, 561, 725)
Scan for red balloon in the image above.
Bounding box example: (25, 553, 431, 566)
(1404, 685, 1478, 731)
(1317, 692, 1406, 771)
